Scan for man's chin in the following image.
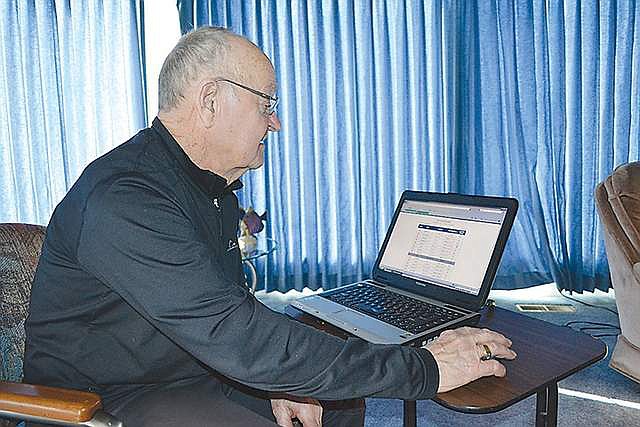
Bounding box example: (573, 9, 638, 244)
(249, 148, 265, 170)
(249, 160, 264, 170)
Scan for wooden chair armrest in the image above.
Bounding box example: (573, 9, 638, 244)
(0, 381, 102, 423)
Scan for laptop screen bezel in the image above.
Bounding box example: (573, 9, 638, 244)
(371, 190, 519, 312)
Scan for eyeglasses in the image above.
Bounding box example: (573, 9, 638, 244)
(216, 78, 279, 116)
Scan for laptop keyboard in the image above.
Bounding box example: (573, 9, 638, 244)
(321, 283, 464, 334)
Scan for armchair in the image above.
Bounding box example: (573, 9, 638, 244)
(0, 223, 122, 426)
(595, 162, 640, 383)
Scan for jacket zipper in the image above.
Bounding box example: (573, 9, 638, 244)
(212, 197, 223, 236)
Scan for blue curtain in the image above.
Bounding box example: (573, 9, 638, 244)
(458, 0, 640, 293)
(0, 1, 147, 226)
(4, 1, 636, 293)
(177, 0, 640, 293)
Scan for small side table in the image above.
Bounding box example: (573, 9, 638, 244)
(285, 305, 607, 427)
(242, 237, 277, 293)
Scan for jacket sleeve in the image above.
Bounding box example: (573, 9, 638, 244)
(76, 176, 439, 400)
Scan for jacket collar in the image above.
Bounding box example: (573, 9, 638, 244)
(151, 117, 243, 198)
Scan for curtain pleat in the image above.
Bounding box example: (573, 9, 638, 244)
(0, 0, 146, 225)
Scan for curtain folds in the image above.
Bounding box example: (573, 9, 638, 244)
(178, 0, 640, 293)
(460, 0, 640, 292)
(0, 1, 146, 225)
(3, 1, 638, 293)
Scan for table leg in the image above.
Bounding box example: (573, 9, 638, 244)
(535, 382, 558, 427)
(403, 400, 417, 427)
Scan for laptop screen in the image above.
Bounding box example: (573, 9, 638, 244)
(378, 200, 509, 296)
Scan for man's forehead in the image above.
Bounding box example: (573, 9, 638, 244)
(227, 37, 277, 91)
(248, 60, 277, 93)
(263, 78, 277, 93)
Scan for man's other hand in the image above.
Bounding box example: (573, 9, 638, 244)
(425, 326, 517, 393)
(271, 397, 323, 427)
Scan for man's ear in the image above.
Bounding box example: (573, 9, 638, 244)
(198, 81, 218, 127)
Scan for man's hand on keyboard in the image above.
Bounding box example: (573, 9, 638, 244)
(424, 326, 517, 393)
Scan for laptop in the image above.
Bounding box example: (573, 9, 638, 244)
(289, 190, 518, 346)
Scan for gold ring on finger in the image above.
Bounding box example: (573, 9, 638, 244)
(480, 344, 493, 361)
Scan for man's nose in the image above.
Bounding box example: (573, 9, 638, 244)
(268, 113, 281, 132)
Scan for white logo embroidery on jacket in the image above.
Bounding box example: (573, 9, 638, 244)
(227, 240, 238, 252)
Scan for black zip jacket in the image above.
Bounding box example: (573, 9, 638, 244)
(23, 118, 439, 404)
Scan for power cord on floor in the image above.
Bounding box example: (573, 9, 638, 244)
(563, 321, 620, 338)
(564, 320, 621, 337)
(559, 291, 620, 339)
(559, 289, 619, 316)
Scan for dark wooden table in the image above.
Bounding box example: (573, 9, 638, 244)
(285, 305, 607, 427)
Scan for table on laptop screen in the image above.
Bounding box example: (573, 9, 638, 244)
(378, 200, 508, 295)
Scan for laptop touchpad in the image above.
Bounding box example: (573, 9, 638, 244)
(333, 310, 368, 324)
(303, 296, 346, 314)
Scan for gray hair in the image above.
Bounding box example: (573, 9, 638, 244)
(158, 26, 242, 111)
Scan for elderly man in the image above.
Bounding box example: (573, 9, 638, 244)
(24, 27, 515, 426)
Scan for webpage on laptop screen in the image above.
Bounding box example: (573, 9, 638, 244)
(379, 200, 507, 295)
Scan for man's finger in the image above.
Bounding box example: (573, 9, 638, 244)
(480, 359, 507, 377)
(444, 327, 513, 348)
(294, 403, 322, 427)
(474, 328, 513, 347)
(479, 328, 512, 344)
(296, 411, 322, 427)
(434, 329, 457, 344)
(496, 346, 517, 360)
(274, 414, 294, 427)
(479, 342, 517, 360)
(272, 407, 294, 427)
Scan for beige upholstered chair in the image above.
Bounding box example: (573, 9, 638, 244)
(595, 162, 640, 383)
(0, 223, 122, 426)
